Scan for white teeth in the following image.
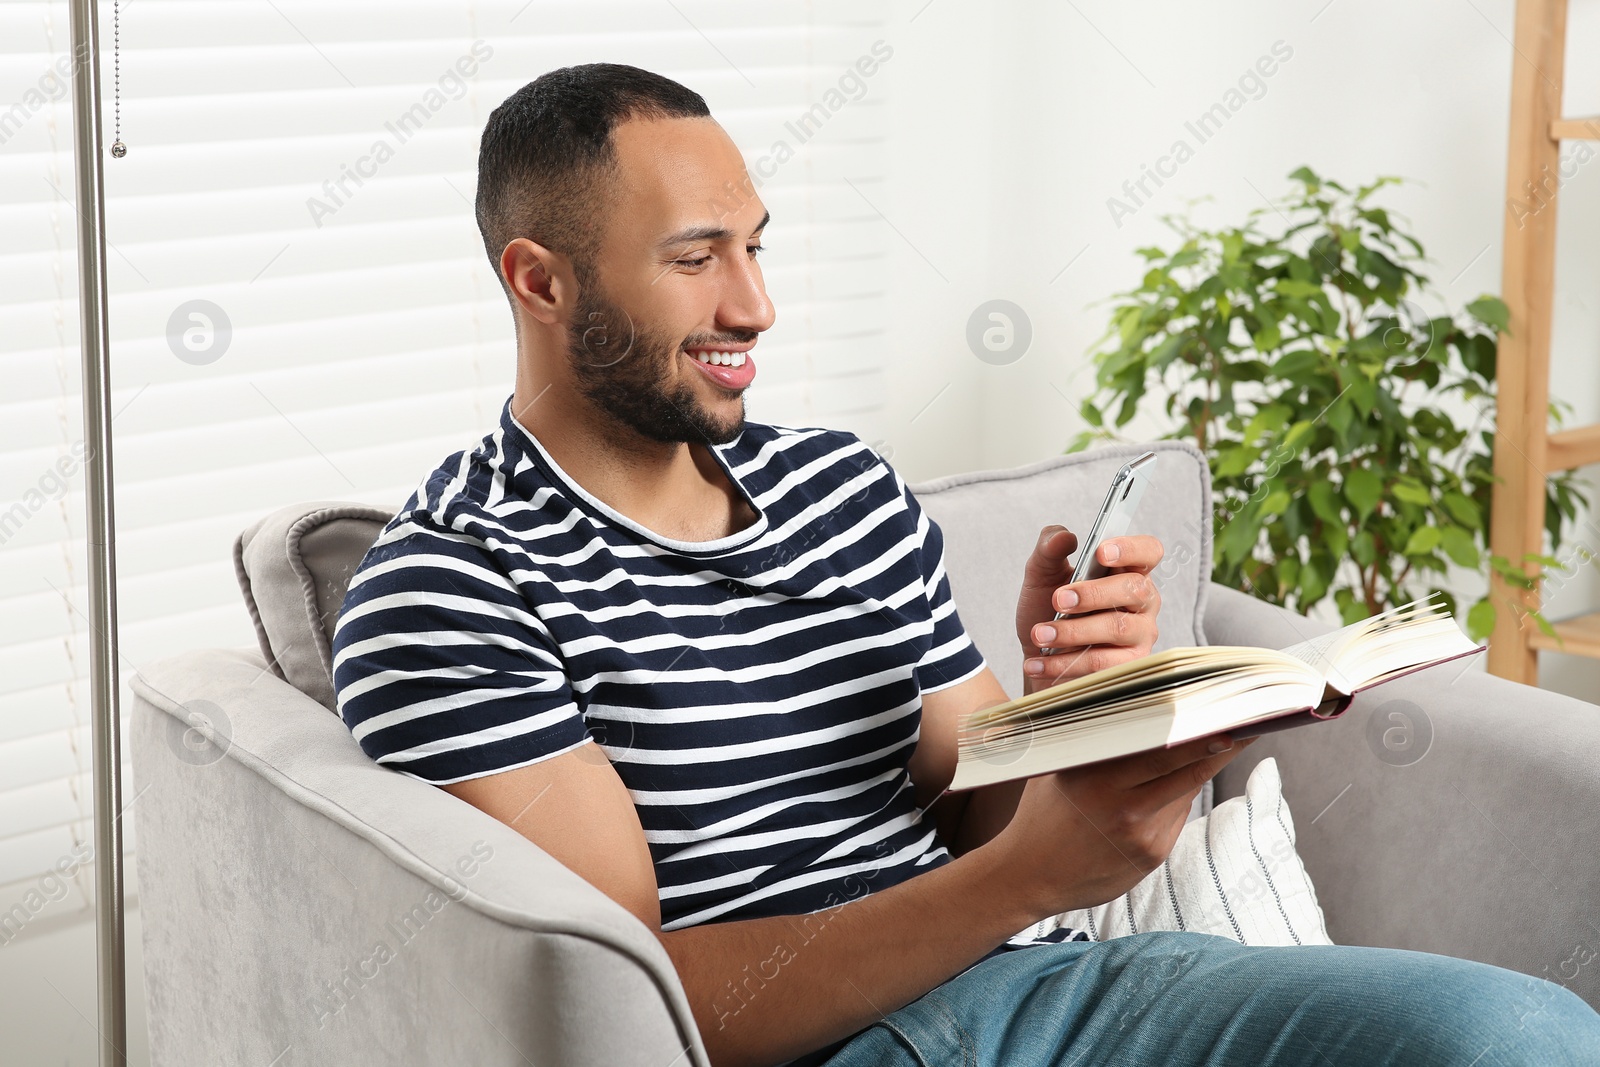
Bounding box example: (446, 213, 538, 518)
(689, 350, 748, 367)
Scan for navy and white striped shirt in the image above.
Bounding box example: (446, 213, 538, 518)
(333, 396, 1086, 948)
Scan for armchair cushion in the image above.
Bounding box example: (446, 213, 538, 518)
(233, 500, 392, 711)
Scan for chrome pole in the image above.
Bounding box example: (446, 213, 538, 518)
(66, 0, 127, 1063)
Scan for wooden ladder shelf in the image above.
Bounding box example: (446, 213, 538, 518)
(1488, 0, 1600, 679)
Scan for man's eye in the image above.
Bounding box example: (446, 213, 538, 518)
(676, 255, 711, 268)
(747, 243, 766, 257)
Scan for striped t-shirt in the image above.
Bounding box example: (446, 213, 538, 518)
(332, 396, 1087, 949)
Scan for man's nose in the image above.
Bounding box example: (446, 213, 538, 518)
(719, 252, 776, 334)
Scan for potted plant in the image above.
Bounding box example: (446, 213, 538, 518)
(1070, 167, 1590, 640)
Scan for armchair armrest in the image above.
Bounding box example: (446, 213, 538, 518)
(1204, 583, 1600, 1009)
(131, 647, 708, 1067)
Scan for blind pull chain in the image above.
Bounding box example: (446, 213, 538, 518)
(109, 0, 125, 158)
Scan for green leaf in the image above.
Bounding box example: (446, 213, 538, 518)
(1115, 392, 1141, 427)
(1308, 481, 1342, 524)
(1466, 598, 1496, 643)
(1116, 305, 1143, 345)
(1217, 514, 1261, 567)
(1149, 334, 1184, 371)
(1440, 526, 1480, 568)
(1337, 594, 1370, 626)
(1299, 553, 1332, 606)
(1288, 165, 1322, 189)
(1273, 350, 1322, 380)
(1324, 523, 1350, 560)
(1531, 610, 1558, 640)
(1391, 482, 1433, 506)
(1281, 419, 1315, 451)
(1402, 525, 1442, 555)
(1243, 405, 1289, 445)
(1252, 318, 1282, 352)
(1344, 467, 1383, 521)
(1213, 444, 1259, 478)
(1326, 399, 1354, 440)
(1441, 490, 1479, 528)
(1275, 279, 1325, 299)
(1352, 530, 1377, 567)
(1465, 295, 1510, 333)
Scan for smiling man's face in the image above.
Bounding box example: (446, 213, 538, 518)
(567, 115, 775, 446)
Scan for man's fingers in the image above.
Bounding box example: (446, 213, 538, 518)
(1032, 609, 1152, 652)
(1027, 643, 1144, 680)
(1053, 570, 1160, 616)
(1114, 733, 1247, 788)
(1133, 738, 1256, 812)
(1017, 526, 1081, 652)
(1091, 535, 1164, 574)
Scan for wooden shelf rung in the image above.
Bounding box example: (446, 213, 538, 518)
(1527, 610, 1600, 658)
(1551, 116, 1600, 140)
(1547, 423, 1600, 471)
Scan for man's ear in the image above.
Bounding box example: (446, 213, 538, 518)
(502, 238, 574, 327)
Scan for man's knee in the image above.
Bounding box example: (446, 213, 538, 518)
(1397, 959, 1600, 1065)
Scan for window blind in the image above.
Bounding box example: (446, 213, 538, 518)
(0, 0, 894, 933)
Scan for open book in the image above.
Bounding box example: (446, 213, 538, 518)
(949, 597, 1482, 791)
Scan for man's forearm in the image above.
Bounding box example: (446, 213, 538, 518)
(657, 839, 1039, 1067)
(950, 779, 1024, 855)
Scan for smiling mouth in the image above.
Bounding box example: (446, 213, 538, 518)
(683, 347, 757, 390)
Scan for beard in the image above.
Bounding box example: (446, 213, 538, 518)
(566, 286, 750, 446)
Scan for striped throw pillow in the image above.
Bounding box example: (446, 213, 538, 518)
(1023, 758, 1332, 947)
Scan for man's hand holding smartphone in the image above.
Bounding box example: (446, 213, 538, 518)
(1014, 527, 1165, 693)
(1000, 456, 1251, 911)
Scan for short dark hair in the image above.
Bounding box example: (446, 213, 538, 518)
(475, 64, 710, 298)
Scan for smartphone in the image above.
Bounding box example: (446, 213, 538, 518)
(1039, 451, 1158, 657)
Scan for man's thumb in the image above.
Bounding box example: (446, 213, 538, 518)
(1022, 525, 1075, 586)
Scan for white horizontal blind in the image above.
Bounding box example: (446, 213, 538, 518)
(0, 0, 894, 933)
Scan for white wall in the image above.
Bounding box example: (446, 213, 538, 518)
(879, 0, 1599, 701)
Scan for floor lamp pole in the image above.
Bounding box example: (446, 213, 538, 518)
(66, 0, 128, 1064)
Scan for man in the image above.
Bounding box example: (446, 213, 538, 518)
(332, 65, 1600, 1067)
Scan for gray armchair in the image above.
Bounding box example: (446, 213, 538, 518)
(130, 442, 1600, 1066)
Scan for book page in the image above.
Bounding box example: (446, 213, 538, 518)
(1279, 596, 1479, 693)
(962, 645, 1319, 733)
(1278, 627, 1364, 693)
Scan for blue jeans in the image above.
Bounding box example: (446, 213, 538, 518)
(818, 932, 1600, 1066)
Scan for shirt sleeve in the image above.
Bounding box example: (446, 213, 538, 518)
(882, 462, 989, 694)
(331, 516, 590, 785)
